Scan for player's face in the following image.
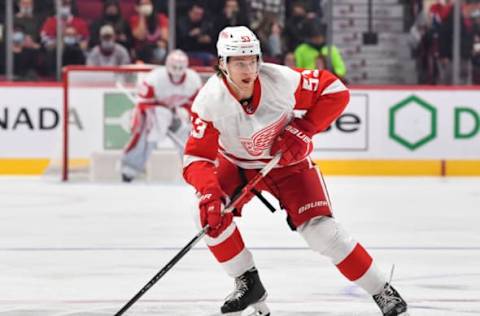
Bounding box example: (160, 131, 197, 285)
(167, 63, 187, 83)
(226, 55, 258, 90)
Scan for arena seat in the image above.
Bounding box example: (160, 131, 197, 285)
(188, 56, 206, 67)
(76, 0, 103, 23)
(77, 0, 137, 23)
(119, 0, 136, 20)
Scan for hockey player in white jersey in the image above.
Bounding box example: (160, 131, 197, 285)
(120, 49, 202, 182)
(183, 26, 408, 315)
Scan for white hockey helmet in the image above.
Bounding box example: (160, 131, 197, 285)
(166, 49, 189, 83)
(216, 26, 261, 59)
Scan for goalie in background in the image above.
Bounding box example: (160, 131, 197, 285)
(120, 49, 202, 182)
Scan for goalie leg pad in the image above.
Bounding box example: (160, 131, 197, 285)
(169, 118, 190, 150)
(147, 106, 173, 143)
(121, 128, 156, 177)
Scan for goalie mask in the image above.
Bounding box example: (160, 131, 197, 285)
(166, 49, 189, 84)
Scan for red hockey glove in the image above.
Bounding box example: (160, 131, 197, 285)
(199, 187, 233, 238)
(270, 118, 316, 166)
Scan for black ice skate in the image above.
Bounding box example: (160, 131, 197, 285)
(221, 267, 270, 316)
(373, 283, 408, 316)
(121, 173, 133, 183)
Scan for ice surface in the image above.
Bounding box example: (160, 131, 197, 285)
(1, 176, 479, 315)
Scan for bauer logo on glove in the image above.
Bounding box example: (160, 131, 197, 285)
(270, 118, 316, 166)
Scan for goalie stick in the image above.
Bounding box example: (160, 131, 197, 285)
(114, 153, 281, 316)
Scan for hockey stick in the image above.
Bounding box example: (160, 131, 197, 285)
(114, 153, 281, 316)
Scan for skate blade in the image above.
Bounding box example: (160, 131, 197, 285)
(243, 293, 270, 316)
(219, 306, 269, 316)
(221, 294, 270, 316)
(246, 299, 270, 316)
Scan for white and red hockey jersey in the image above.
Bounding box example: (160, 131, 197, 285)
(184, 63, 348, 170)
(183, 63, 349, 193)
(136, 66, 202, 111)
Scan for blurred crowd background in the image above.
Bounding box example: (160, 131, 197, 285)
(0, 0, 479, 85)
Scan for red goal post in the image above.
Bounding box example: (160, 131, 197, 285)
(61, 65, 214, 181)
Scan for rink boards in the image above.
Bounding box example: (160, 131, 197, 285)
(1, 83, 479, 176)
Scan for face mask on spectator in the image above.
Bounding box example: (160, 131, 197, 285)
(60, 6, 71, 19)
(20, 7, 33, 16)
(139, 4, 153, 16)
(101, 40, 115, 52)
(13, 31, 25, 44)
(64, 36, 77, 46)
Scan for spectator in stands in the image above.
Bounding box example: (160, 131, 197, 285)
(428, 0, 452, 33)
(87, 25, 131, 66)
(14, 0, 43, 48)
(266, 20, 284, 59)
(315, 54, 327, 70)
(40, 0, 89, 50)
(62, 25, 85, 66)
(33, 0, 78, 18)
(294, 23, 346, 79)
(213, 0, 249, 36)
(282, 51, 296, 68)
(409, 8, 437, 84)
(174, 0, 198, 15)
(177, 2, 215, 65)
(39, 0, 88, 75)
(284, 1, 312, 51)
(89, 0, 132, 52)
(152, 0, 168, 14)
(473, 7, 480, 36)
(285, 0, 323, 21)
(248, 0, 287, 61)
(11, 24, 40, 80)
(472, 34, 480, 84)
(129, 0, 169, 63)
(248, 0, 285, 34)
(471, 9, 480, 84)
(437, 1, 474, 85)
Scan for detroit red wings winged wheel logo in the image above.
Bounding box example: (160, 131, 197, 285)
(240, 114, 289, 156)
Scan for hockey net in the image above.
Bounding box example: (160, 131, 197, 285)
(51, 65, 214, 181)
